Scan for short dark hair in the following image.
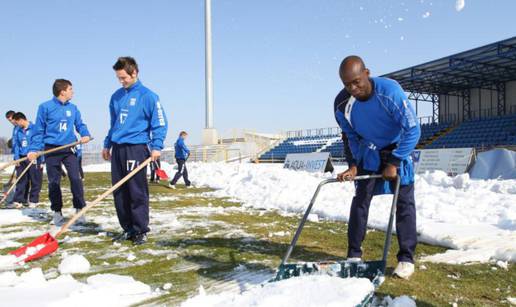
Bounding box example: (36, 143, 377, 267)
(180, 131, 188, 136)
(113, 57, 139, 75)
(5, 110, 15, 119)
(12, 112, 26, 121)
(53, 79, 72, 97)
(339, 55, 366, 76)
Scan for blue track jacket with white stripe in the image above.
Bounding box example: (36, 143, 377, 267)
(103, 80, 168, 151)
(334, 77, 420, 192)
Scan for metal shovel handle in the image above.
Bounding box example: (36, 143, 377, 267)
(280, 174, 388, 265)
(55, 157, 153, 238)
(0, 139, 91, 172)
(0, 161, 34, 204)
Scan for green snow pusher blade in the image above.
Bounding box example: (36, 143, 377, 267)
(270, 175, 401, 305)
(274, 260, 384, 285)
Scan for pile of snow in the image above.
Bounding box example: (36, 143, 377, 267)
(0, 210, 32, 226)
(82, 163, 111, 173)
(58, 254, 91, 274)
(0, 268, 153, 306)
(183, 162, 516, 264)
(0, 244, 48, 269)
(469, 148, 516, 180)
(181, 275, 377, 307)
(381, 295, 417, 307)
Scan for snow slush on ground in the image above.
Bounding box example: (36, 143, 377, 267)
(0, 267, 154, 307)
(172, 162, 516, 265)
(181, 275, 376, 307)
(1, 160, 513, 305)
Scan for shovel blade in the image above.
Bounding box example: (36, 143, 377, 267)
(9, 232, 59, 262)
(155, 168, 169, 180)
(273, 260, 385, 283)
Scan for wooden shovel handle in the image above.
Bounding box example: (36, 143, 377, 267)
(0, 161, 33, 204)
(55, 156, 153, 238)
(0, 139, 91, 172)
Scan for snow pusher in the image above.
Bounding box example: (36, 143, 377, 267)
(272, 174, 401, 305)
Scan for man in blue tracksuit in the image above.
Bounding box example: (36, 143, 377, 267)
(169, 131, 191, 189)
(28, 79, 91, 226)
(12, 112, 43, 207)
(5, 111, 18, 151)
(103, 57, 168, 245)
(5, 110, 28, 206)
(334, 56, 420, 279)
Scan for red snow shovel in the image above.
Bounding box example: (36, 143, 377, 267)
(9, 157, 153, 262)
(152, 161, 169, 180)
(155, 168, 169, 180)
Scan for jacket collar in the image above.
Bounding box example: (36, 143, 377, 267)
(125, 80, 142, 93)
(53, 96, 70, 105)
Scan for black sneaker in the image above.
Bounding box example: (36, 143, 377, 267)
(112, 231, 135, 242)
(132, 233, 147, 245)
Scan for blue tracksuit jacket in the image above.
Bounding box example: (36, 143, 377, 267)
(11, 125, 20, 155)
(29, 97, 90, 152)
(103, 80, 168, 150)
(13, 122, 44, 163)
(174, 137, 190, 160)
(334, 77, 421, 191)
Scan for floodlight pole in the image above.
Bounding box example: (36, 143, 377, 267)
(203, 0, 218, 145)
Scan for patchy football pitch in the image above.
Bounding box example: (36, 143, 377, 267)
(0, 172, 514, 306)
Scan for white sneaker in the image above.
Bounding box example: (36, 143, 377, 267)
(393, 261, 415, 279)
(347, 257, 362, 262)
(53, 211, 65, 226)
(168, 183, 176, 189)
(28, 202, 38, 208)
(76, 209, 86, 224)
(11, 202, 24, 209)
(186, 185, 193, 189)
(5, 203, 19, 209)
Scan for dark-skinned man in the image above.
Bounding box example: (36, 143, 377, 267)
(334, 56, 420, 279)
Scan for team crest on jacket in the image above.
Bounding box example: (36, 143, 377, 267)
(66, 110, 72, 117)
(130, 98, 136, 106)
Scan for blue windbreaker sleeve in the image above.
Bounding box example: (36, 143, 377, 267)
(13, 132, 20, 160)
(10, 127, 17, 155)
(380, 83, 421, 165)
(181, 140, 190, 154)
(335, 111, 360, 166)
(103, 98, 116, 149)
(29, 104, 46, 152)
(74, 107, 90, 137)
(147, 94, 168, 151)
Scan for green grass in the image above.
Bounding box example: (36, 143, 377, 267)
(0, 172, 514, 306)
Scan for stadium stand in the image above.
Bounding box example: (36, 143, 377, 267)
(426, 113, 516, 149)
(258, 113, 516, 162)
(259, 134, 340, 161)
(259, 37, 516, 162)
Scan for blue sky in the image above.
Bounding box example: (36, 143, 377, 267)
(1, 0, 515, 145)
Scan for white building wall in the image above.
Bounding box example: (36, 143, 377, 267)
(438, 80, 516, 122)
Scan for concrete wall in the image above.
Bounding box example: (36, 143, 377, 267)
(439, 80, 516, 123)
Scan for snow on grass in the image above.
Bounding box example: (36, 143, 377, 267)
(58, 254, 91, 274)
(0, 209, 33, 226)
(181, 275, 376, 307)
(0, 268, 153, 306)
(0, 240, 21, 249)
(179, 162, 516, 264)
